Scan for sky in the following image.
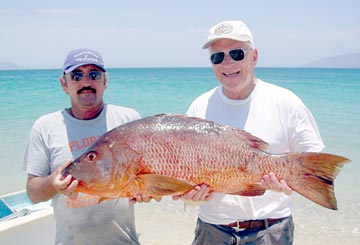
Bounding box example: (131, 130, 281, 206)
(1, 0, 359, 68)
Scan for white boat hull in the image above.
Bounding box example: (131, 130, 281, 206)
(0, 190, 55, 244)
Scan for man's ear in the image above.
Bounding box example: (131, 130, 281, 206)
(104, 74, 108, 88)
(60, 76, 68, 93)
(252, 48, 258, 65)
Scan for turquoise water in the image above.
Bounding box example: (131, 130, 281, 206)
(0, 68, 359, 242)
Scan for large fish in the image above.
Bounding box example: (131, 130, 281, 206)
(62, 114, 350, 210)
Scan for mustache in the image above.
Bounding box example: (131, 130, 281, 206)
(77, 86, 96, 94)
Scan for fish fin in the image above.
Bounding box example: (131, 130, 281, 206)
(183, 114, 269, 152)
(285, 152, 350, 210)
(137, 174, 194, 197)
(231, 184, 266, 196)
(235, 131, 269, 152)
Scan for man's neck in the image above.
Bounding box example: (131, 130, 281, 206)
(68, 103, 104, 120)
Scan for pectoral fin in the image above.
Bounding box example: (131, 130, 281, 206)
(137, 174, 194, 197)
(231, 184, 267, 196)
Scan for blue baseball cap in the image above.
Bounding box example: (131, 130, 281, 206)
(63, 48, 106, 73)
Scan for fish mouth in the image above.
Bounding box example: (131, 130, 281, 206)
(61, 171, 80, 184)
(76, 179, 90, 188)
(61, 170, 71, 180)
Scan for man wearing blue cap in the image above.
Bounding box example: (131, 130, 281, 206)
(23, 48, 142, 244)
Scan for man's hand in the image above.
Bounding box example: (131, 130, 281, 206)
(261, 172, 292, 195)
(50, 160, 79, 200)
(129, 193, 162, 205)
(173, 184, 214, 202)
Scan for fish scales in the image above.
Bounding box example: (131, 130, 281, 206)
(131, 117, 266, 190)
(62, 114, 350, 209)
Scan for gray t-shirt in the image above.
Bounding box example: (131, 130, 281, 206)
(23, 104, 141, 245)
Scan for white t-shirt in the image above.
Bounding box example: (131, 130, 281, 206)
(23, 104, 141, 245)
(187, 79, 324, 225)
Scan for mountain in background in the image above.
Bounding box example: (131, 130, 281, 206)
(303, 53, 360, 68)
(0, 62, 28, 70)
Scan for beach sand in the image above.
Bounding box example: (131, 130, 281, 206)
(135, 196, 360, 245)
(135, 197, 197, 244)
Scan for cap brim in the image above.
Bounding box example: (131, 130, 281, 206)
(64, 63, 106, 73)
(202, 37, 253, 49)
(202, 40, 213, 49)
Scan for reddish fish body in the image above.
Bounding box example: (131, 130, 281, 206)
(62, 114, 350, 209)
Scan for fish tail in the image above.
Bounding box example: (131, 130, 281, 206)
(285, 152, 350, 210)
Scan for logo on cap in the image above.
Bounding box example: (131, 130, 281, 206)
(214, 23, 233, 35)
(74, 50, 99, 63)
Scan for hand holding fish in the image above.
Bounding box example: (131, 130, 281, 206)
(54, 160, 78, 200)
(261, 172, 293, 195)
(173, 184, 214, 202)
(129, 193, 162, 204)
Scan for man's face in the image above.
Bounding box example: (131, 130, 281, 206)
(61, 64, 107, 108)
(209, 39, 257, 100)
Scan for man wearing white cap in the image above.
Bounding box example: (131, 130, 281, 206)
(185, 21, 324, 244)
(24, 48, 142, 244)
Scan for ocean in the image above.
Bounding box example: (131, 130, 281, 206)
(0, 67, 359, 244)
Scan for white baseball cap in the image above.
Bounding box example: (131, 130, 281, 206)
(202, 20, 254, 49)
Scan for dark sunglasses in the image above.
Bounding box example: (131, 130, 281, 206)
(68, 71, 103, 82)
(210, 48, 253, 65)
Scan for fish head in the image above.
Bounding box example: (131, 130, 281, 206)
(62, 135, 123, 197)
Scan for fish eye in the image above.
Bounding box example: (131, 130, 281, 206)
(86, 151, 97, 162)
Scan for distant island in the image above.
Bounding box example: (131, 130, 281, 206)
(303, 53, 360, 68)
(0, 62, 28, 70)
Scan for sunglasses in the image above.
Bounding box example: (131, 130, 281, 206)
(68, 71, 104, 82)
(210, 48, 253, 65)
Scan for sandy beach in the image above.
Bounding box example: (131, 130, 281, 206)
(135, 197, 197, 244)
(135, 195, 359, 245)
